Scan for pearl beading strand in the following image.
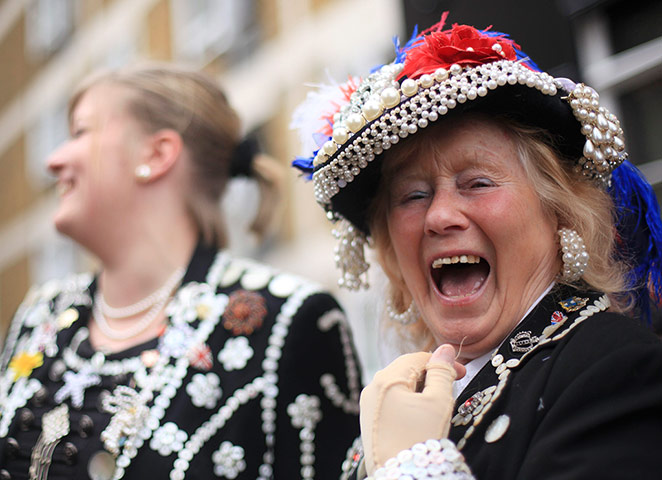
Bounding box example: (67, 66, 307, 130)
(317, 309, 361, 415)
(385, 299, 419, 325)
(92, 268, 186, 341)
(62, 328, 143, 376)
(367, 439, 474, 480)
(92, 295, 168, 341)
(558, 228, 589, 282)
(96, 268, 186, 319)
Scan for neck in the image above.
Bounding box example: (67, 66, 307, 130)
(95, 215, 198, 308)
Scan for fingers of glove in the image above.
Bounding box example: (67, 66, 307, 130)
(360, 352, 431, 474)
(421, 345, 457, 400)
(369, 352, 431, 392)
(431, 343, 456, 364)
(430, 343, 467, 379)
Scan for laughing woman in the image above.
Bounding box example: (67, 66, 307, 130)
(293, 14, 662, 480)
(0, 65, 361, 479)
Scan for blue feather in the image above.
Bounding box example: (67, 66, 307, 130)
(313, 132, 331, 148)
(609, 160, 662, 324)
(292, 156, 315, 179)
(393, 25, 422, 65)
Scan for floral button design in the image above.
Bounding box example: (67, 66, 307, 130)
(150, 422, 188, 456)
(287, 394, 322, 429)
(23, 302, 51, 328)
(186, 373, 222, 409)
(212, 441, 246, 479)
(9, 351, 43, 381)
(222, 290, 267, 336)
(56, 308, 79, 329)
(218, 337, 254, 371)
(167, 282, 226, 323)
(159, 323, 195, 358)
(187, 342, 213, 371)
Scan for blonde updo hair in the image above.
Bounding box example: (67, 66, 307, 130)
(368, 113, 632, 351)
(68, 64, 281, 248)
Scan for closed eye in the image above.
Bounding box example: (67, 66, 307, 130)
(403, 190, 429, 202)
(465, 177, 496, 189)
(70, 127, 87, 139)
(389, 181, 431, 207)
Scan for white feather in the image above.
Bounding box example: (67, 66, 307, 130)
(290, 74, 360, 157)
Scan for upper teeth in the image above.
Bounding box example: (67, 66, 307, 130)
(432, 254, 481, 268)
(56, 182, 72, 196)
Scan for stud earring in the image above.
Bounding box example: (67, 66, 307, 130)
(385, 298, 419, 325)
(134, 164, 151, 181)
(558, 228, 589, 282)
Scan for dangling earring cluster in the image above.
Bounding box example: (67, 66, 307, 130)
(558, 228, 589, 282)
(385, 298, 419, 325)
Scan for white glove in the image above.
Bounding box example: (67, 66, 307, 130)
(359, 345, 462, 475)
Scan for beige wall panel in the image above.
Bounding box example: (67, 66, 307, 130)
(0, 137, 32, 225)
(146, 0, 172, 60)
(0, 13, 27, 112)
(0, 255, 29, 339)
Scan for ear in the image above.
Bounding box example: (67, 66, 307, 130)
(136, 129, 183, 182)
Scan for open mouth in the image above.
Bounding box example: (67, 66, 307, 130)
(56, 180, 74, 197)
(431, 254, 490, 298)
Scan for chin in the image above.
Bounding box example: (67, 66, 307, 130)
(52, 212, 81, 242)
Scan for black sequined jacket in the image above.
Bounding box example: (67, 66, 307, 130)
(0, 243, 361, 479)
(342, 286, 662, 479)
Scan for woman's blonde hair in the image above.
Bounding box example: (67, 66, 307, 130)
(368, 113, 632, 350)
(68, 64, 281, 248)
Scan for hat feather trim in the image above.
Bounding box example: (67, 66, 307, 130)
(610, 160, 662, 323)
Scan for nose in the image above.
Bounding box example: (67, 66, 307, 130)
(423, 190, 470, 236)
(46, 142, 68, 175)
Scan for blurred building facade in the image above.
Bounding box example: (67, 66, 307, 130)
(0, 0, 402, 376)
(0, 0, 660, 377)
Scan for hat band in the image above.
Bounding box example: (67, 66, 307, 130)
(312, 60, 626, 209)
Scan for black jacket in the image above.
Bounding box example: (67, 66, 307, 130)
(450, 286, 662, 479)
(343, 286, 662, 479)
(0, 243, 361, 479)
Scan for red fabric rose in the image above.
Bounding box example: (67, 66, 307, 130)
(398, 23, 520, 80)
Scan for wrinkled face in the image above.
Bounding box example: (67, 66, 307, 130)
(385, 117, 559, 362)
(47, 84, 147, 246)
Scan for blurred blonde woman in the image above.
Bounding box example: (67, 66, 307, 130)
(0, 64, 360, 479)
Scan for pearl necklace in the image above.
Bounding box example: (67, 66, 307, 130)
(95, 268, 186, 318)
(92, 268, 185, 341)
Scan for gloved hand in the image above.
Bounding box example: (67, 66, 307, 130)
(359, 344, 464, 475)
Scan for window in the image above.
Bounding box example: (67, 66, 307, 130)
(25, 102, 68, 191)
(170, 0, 259, 65)
(25, 0, 75, 61)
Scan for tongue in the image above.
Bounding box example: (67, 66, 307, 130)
(439, 264, 487, 297)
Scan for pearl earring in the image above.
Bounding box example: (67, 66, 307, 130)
(135, 164, 151, 181)
(385, 299, 419, 325)
(558, 228, 589, 282)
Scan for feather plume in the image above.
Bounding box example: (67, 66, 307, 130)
(609, 160, 662, 323)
